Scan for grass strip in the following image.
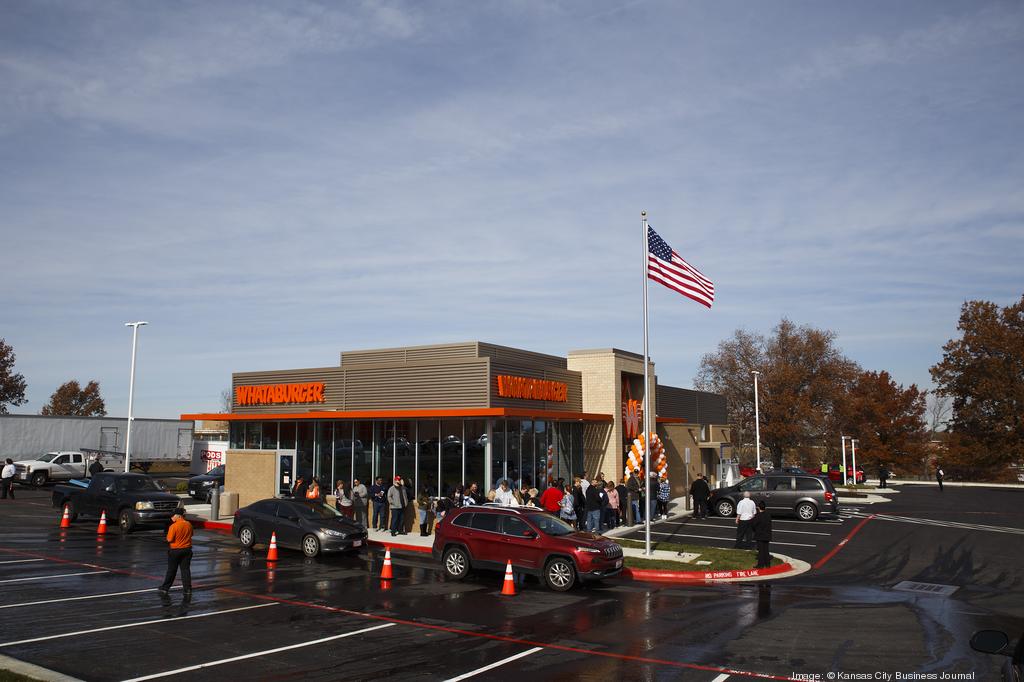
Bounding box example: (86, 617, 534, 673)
(615, 538, 782, 571)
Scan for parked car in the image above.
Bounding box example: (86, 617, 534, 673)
(970, 629, 1022, 681)
(14, 451, 87, 487)
(432, 505, 623, 592)
(708, 473, 839, 521)
(188, 465, 225, 502)
(232, 498, 367, 558)
(52, 472, 181, 533)
(824, 466, 865, 484)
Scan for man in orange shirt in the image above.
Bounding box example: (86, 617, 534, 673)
(158, 508, 193, 597)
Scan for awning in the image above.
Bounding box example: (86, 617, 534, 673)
(180, 408, 614, 422)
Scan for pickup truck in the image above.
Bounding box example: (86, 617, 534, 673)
(14, 451, 87, 487)
(52, 472, 182, 533)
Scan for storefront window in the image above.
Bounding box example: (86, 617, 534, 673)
(315, 421, 332, 483)
(464, 419, 486, 492)
(296, 422, 314, 482)
(571, 423, 583, 479)
(378, 421, 395, 482)
(354, 421, 374, 485)
(552, 422, 570, 483)
(490, 420, 506, 490)
(279, 422, 296, 450)
(417, 420, 440, 496)
(535, 420, 549, 489)
(229, 422, 244, 449)
(520, 420, 535, 490)
(440, 419, 462, 496)
(506, 420, 521, 488)
(393, 420, 414, 484)
(333, 422, 354, 486)
(244, 422, 261, 449)
(261, 422, 279, 450)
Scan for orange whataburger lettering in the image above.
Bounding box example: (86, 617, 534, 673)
(234, 382, 326, 407)
(495, 375, 568, 402)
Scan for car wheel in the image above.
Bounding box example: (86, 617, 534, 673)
(302, 534, 321, 558)
(544, 557, 576, 592)
(796, 502, 818, 521)
(443, 547, 470, 580)
(715, 499, 735, 517)
(238, 525, 256, 548)
(118, 508, 136, 533)
(31, 471, 48, 487)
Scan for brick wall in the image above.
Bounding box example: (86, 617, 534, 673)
(225, 449, 277, 508)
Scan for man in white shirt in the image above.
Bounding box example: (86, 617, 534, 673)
(735, 491, 756, 548)
(493, 480, 519, 507)
(1, 458, 16, 499)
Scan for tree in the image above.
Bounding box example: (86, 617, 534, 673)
(696, 319, 860, 468)
(220, 388, 233, 413)
(930, 295, 1024, 478)
(0, 338, 28, 414)
(927, 394, 950, 438)
(838, 370, 929, 476)
(40, 380, 107, 417)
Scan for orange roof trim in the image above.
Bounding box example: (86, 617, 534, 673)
(181, 407, 614, 422)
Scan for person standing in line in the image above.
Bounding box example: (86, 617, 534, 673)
(158, 508, 192, 597)
(579, 473, 590, 497)
(435, 489, 455, 524)
(936, 465, 944, 492)
(416, 486, 433, 536)
(751, 501, 773, 569)
(370, 476, 387, 532)
(647, 470, 660, 522)
(584, 479, 603, 533)
(305, 477, 322, 502)
(559, 482, 577, 525)
(334, 480, 353, 518)
(291, 475, 308, 499)
(657, 475, 671, 519)
(387, 476, 408, 537)
(540, 478, 564, 514)
(351, 478, 368, 527)
(493, 479, 518, 507)
(735, 491, 756, 549)
(466, 482, 484, 506)
(572, 478, 586, 530)
(689, 474, 710, 519)
(615, 478, 629, 526)
(626, 473, 642, 525)
(605, 481, 620, 529)
(1, 458, 15, 499)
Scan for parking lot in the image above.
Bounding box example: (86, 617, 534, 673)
(2, 484, 1022, 681)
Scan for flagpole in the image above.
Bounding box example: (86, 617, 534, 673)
(642, 210, 652, 556)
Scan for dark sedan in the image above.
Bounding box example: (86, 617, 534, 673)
(232, 498, 367, 558)
(188, 466, 224, 502)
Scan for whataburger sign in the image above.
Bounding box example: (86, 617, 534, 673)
(495, 375, 568, 402)
(235, 382, 325, 406)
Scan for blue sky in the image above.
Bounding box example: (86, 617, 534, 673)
(2, 0, 1022, 418)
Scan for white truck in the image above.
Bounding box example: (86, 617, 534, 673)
(13, 449, 123, 487)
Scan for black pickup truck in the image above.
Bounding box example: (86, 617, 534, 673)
(52, 472, 182, 533)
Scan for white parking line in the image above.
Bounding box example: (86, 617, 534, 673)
(121, 623, 395, 681)
(683, 523, 831, 537)
(444, 647, 545, 681)
(0, 559, 45, 565)
(0, 570, 108, 584)
(645, 531, 817, 548)
(0, 587, 180, 610)
(711, 674, 730, 682)
(0, 603, 275, 647)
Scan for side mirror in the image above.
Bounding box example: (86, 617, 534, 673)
(970, 630, 1010, 655)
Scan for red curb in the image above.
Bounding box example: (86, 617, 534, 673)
(188, 518, 233, 533)
(621, 562, 794, 583)
(367, 539, 432, 554)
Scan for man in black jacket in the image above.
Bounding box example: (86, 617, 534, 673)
(584, 480, 605, 533)
(689, 475, 711, 519)
(615, 479, 629, 526)
(751, 501, 773, 569)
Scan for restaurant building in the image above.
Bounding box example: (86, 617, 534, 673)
(181, 341, 731, 510)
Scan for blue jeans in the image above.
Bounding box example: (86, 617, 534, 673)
(373, 502, 385, 529)
(389, 507, 404, 534)
(631, 501, 643, 524)
(586, 510, 602, 533)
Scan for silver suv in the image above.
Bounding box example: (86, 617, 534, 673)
(709, 474, 839, 521)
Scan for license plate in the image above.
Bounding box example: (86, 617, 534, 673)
(352, 540, 362, 547)
(614, 559, 622, 568)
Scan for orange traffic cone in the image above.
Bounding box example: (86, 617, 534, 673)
(59, 505, 71, 529)
(380, 578, 392, 592)
(266, 532, 279, 562)
(380, 547, 394, 580)
(97, 510, 107, 535)
(501, 560, 516, 596)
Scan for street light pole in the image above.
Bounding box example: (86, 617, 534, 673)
(123, 321, 148, 473)
(840, 435, 850, 486)
(851, 438, 859, 486)
(752, 370, 761, 472)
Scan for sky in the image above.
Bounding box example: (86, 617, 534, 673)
(2, 0, 1022, 419)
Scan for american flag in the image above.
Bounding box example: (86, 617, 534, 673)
(647, 226, 714, 308)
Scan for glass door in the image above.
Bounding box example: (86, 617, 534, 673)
(277, 449, 297, 496)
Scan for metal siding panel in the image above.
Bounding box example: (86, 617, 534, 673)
(479, 343, 568, 370)
(341, 343, 478, 367)
(697, 392, 728, 424)
(655, 385, 700, 422)
(343, 360, 489, 409)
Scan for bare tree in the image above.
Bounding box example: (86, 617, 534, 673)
(220, 388, 233, 413)
(926, 393, 949, 438)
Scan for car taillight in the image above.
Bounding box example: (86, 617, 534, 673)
(824, 491, 834, 502)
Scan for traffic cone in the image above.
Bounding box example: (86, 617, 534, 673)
(97, 510, 107, 535)
(380, 578, 392, 592)
(501, 560, 516, 596)
(60, 505, 71, 529)
(266, 532, 279, 562)
(380, 547, 394, 580)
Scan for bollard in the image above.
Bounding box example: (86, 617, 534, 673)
(209, 488, 220, 521)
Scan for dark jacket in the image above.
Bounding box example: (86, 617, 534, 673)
(615, 484, 628, 506)
(627, 475, 641, 496)
(584, 485, 604, 512)
(292, 480, 308, 499)
(370, 484, 386, 505)
(751, 510, 773, 542)
(690, 478, 710, 498)
(572, 485, 585, 512)
(88, 460, 104, 476)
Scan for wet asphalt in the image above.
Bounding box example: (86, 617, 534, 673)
(0, 484, 1021, 681)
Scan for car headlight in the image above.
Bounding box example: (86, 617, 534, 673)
(201, 480, 216, 486)
(321, 528, 346, 538)
(576, 546, 601, 554)
(135, 501, 154, 511)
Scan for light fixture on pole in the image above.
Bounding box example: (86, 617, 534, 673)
(851, 438, 859, 486)
(751, 370, 761, 473)
(840, 435, 851, 486)
(123, 321, 148, 473)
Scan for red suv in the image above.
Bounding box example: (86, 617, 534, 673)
(432, 506, 624, 591)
